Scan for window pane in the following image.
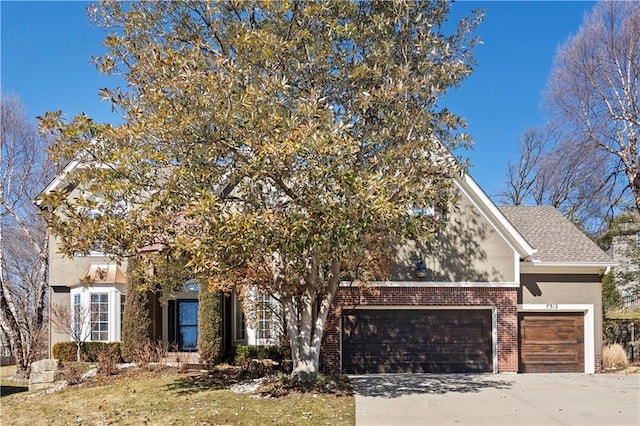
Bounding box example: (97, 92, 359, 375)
(180, 326, 198, 351)
(177, 300, 198, 351)
(178, 301, 198, 326)
(256, 294, 273, 341)
(234, 296, 246, 341)
(90, 293, 109, 342)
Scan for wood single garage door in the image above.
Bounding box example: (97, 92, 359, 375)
(342, 309, 493, 374)
(518, 312, 584, 373)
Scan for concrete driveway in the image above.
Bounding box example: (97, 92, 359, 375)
(352, 373, 640, 425)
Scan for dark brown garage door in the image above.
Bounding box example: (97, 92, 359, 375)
(342, 309, 493, 374)
(518, 312, 584, 373)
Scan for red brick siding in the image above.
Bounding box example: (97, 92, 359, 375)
(321, 286, 519, 374)
(595, 355, 603, 373)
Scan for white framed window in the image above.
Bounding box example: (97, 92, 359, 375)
(70, 286, 124, 343)
(73, 294, 82, 336)
(408, 206, 448, 221)
(120, 294, 126, 336)
(628, 259, 639, 272)
(90, 293, 109, 341)
(256, 293, 274, 341)
(233, 295, 246, 342)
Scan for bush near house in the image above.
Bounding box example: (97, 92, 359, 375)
(231, 345, 284, 366)
(52, 342, 122, 363)
(121, 256, 151, 362)
(603, 343, 630, 369)
(197, 286, 222, 367)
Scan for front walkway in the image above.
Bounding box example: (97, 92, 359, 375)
(352, 373, 640, 425)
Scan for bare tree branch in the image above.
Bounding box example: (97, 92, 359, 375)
(0, 94, 55, 377)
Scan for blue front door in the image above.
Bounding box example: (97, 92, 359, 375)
(178, 300, 198, 351)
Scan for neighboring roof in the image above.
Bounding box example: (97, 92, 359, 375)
(81, 264, 128, 285)
(499, 205, 614, 265)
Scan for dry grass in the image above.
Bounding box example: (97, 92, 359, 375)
(1, 365, 28, 397)
(605, 308, 640, 320)
(1, 365, 355, 426)
(603, 343, 630, 370)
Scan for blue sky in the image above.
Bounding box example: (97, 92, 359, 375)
(1, 1, 596, 200)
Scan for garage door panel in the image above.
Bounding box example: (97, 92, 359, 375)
(519, 312, 584, 373)
(342, 309, 492, 374)
(521, 320, 583, 343)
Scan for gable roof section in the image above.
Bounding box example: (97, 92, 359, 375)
(455, 174, 536, 260)
(38, 159, 80, 202)
(43, 154, 540, 266)
(499, 205, 615, 271)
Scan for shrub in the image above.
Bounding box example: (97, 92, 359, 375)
(603, 343, 629, 369)
(133, 339, 160, 370)
(121, 256, 151, 362)
(60, 361, 89, 385)
(84, 342, 122, 362)
(602, 271, 622, 312)
(232, 345, 284, 367)
(198, 286, 222, 368)
(95, 344, 121, 376)
(53, 342, 78, 362)
(52, 341, 121, 363)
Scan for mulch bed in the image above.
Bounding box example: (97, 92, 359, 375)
(82, 363, 353, 398)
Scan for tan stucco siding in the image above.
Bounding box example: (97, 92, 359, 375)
(519, 273, 603, 359)
(49, 286, 70, 355)
(48, 234, 128, 287)
(389, 190, 516, 282)
(48, 233, 129, 355)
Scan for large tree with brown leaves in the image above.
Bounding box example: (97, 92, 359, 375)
(40, 1, 481, 384)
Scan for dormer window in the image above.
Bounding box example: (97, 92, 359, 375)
(408, 206, 447, 221)
(86, 194, 105, 219)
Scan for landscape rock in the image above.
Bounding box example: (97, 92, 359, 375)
(28, 359, 63, 390)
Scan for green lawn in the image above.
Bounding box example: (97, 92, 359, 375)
(1, 366, 355, 426)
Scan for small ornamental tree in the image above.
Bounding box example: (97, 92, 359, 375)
(50, 303, 91, 362)
(197, 283, 222, 368)
(40, 1, 482, 384)
(120, 255, 151, 362)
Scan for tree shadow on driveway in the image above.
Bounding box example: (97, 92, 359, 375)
(350, 374, 513, 398)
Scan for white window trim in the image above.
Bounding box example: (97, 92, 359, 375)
(232, 293, 247, 344)
(90, 293, 109, 342)
(70, 285, 125, 343)
(517, 304, 595, 374)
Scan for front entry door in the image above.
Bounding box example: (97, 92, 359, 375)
(177, 300, 198, 351)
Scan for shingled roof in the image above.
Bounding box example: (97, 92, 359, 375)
(499, 205, 613, 264)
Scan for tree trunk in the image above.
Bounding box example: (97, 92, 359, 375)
(0, 280, 28, 378)
(0, 227, 29, 378)
(280, 259, 341, 385)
